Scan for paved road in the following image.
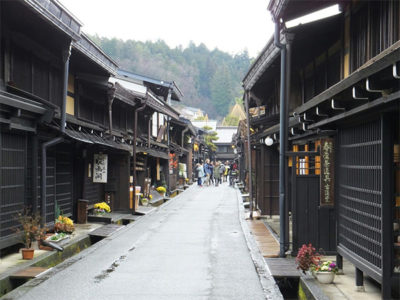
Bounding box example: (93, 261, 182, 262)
(11, 184, 271, 300)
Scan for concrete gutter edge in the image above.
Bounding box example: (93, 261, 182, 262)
(1, 188, 190, 299)
(300, 275, 330, 300)
(235, 188, 284, 300)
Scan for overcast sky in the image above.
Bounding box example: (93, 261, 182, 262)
(59, 0, 274, 58)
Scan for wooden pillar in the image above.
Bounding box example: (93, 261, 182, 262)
(355, 268, 364, 291)
(156, 157, 160, 181)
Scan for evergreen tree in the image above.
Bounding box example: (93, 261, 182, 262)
(90, 36, 251, 119)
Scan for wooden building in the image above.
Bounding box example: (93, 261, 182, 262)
(242, 0, 400, 297)
(0, 0, 188, 251)
(170, 117, 196, 187)
(214, 126, 236, 163)
(0, 0, 82, 248)
(115, 70, 182, 194)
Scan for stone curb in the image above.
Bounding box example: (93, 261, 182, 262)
(235, 187, 284, 300)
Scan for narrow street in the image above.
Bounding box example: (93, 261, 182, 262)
(12, 184, 269, 300)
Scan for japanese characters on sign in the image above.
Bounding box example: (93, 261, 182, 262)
(320, 139, 334, 205)
(93, 154, 108, 183)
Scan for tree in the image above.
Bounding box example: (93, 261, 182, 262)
(202, 126, 218, 152)
(223, 115, 239, 126)
(90, 36, 251, 119)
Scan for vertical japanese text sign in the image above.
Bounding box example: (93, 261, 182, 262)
(320, 139, 334, 205)
(93, 154, 108, 183)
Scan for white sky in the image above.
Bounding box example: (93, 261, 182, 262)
(59, 0, 274, 58)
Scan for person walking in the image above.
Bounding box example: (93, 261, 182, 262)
(210, 161, 215, 185)
(219, 161, 225, 184)
(224, 161, 230, 182)
(203, 159, 212, 186)
(195, 163, 204, 187)
(214, 161, 221, 186)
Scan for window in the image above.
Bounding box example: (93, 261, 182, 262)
(66, 73, 75, 115)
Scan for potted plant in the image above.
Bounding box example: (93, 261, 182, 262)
(54, 215, 75, 233)
(140, 196, 149, 206)
(295, 243, 320, 274)
(15, 208, 46, 260)
(156, 186, 166, 197)
(93, 202, 111, 215)
(312, 260, 338, 284)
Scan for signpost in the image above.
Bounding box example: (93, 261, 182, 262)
(320, 139, 334, 206)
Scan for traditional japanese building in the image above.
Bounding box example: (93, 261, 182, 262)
(0, 0, 188, 251)
(0, 0, 82, 248)
(214, 126, 236, 163)
(242, 0, 400, 297)
(115, 70, 182, 195)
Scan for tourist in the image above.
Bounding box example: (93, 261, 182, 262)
(203, 159, 212, 186)
(196, 163, 204, 187)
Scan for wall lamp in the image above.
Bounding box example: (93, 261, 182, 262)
(265, 136, 274, 146)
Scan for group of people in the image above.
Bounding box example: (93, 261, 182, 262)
(195, 159, 237, 187)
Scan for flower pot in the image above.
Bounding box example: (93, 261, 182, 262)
(315, 271, 335, 284)
(21, 248, 35, 260)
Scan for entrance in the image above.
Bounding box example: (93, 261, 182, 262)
(291, 142, 336, 254)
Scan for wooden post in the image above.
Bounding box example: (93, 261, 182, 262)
(156, 157, 160, 181)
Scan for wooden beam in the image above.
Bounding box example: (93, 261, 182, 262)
(294, 42, 400, 115)
(309, 90, 400, 130)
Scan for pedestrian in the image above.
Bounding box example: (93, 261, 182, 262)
(229, 162, 238, 186)
(203, 159, 212, 186)
(219, 161, 225, 184)
(196, 163, 204, 187)
(210, 161, 215, 185)
(214, 161, 221, 186)
(224, 161, 230, 182)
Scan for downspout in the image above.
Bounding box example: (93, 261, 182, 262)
(285, 33, 294, 252)
(132, 100, 146, 214)
(41, 44, 71, 225)
(107, 85, 116, 135)
(148, 118, 151, 149)
(166, 89, 172, 195)
(274, 19, 287, 257)
(181, 127, 189, 148)
(244, 90, 253, 219)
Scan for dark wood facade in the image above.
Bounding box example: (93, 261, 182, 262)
(243, 0, 400, 297)
(0, 0, 190, 251)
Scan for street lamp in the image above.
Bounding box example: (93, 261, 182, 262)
(265, 136, 274, 146)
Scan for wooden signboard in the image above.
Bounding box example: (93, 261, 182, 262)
(93, 154, 108, 183)
(320, 138, 334, 206)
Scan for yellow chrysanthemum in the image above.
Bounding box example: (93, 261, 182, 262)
(94, 202, 111, 213)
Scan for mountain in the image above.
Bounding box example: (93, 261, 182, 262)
(89, 36, 251, 118)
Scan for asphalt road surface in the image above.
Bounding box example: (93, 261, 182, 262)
(10, 183, 269, 300)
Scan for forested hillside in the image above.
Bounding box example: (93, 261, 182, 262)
(90, 36, 251, 118)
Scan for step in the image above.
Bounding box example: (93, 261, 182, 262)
(88, 224, 124, 238)
(10, 267, 50, 279)
(134, 206, 156, 215)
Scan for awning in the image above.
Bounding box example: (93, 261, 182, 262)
(0, 90, 49, 115)
(64, 127, 132, 153)
(170, 142, 188, 156)
(136, 146, 169, 160)
(146, 91, 180, 120)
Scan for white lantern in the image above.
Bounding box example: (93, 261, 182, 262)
(265, 136, 274, 146)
